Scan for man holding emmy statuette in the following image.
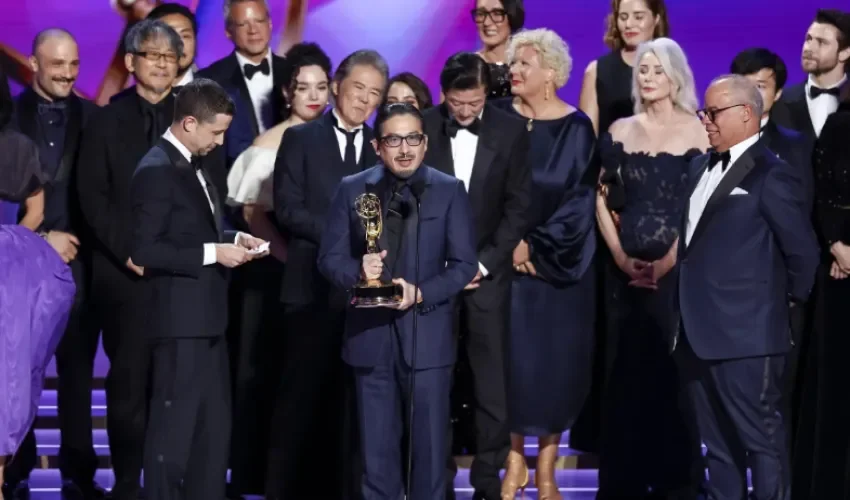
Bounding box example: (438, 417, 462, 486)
(318, 103, 478, 500)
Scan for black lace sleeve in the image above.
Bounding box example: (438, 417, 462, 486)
(598, 132, 625, 211)
(487, 63, 512, 99)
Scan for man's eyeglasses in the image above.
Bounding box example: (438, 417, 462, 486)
(471, 8, 507, 24)
(696, 104, 746, 122)
(135, 51, 178, 65)
(379, 133, 425, 148)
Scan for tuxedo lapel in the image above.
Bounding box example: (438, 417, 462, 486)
(687, 146, 758, 249)
(360, 125, 378, 169)
(228, 52, 260, 137)
(15, 90, 40, 144)
(53, 96, 83, 183)
(787, 85, 815, 138)
(468, 113, 496, 205)
(429, 106, 455, 177)
(159, 140, 220, 235)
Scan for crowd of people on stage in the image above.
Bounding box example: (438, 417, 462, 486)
(1, 0, 849, 498)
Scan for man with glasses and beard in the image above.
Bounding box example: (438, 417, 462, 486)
(76, 19, 186, 500)
(772, 9, 850, 141)
(267, 49, 385, 499)
(422, 52, 530, 500)
(4, 28, 100, 500)
(318, 102, 477, 500)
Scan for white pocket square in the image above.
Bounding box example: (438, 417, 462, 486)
(730, 187, 748, 196)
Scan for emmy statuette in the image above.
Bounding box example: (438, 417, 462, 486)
(350, 193, 402, 307)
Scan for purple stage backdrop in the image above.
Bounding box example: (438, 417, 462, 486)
(0, 0, 843, 376)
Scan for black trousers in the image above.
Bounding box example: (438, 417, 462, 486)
(144, 337, 231, 500)
(265, 303, 354, 499)
(446, 279, 511, 499)
(227, 258, 285, 495)
(100, 282, 152, 499)
(5, 258, 100, 487)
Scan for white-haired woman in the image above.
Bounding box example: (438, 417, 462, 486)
(594, 37, 709, 498)
(492, 28, 598, 500)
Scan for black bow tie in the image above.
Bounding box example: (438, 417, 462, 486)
(244, 58, 270, 80)
(191, 156, 203, 171)
(446, 118, 481, 138)
(708, 150, 731, 171)
(809, 85, 841, 99)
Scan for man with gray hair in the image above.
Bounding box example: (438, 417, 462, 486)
(266, 48, 387, 499)
(675, 74, 819, 499)
(76, 18, 185, 500)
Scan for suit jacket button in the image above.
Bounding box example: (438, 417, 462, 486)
(164, 400, 171, 408)
(157, 454, 164, 463)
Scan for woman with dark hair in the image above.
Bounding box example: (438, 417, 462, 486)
(471, 0, 525, 98)
(0, 64, 76, 496)
(384, 72, 433, 110)
(578, 0, 670, 135)
(227, 41, 332, 261)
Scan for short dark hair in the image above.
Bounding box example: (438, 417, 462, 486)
(173, 78, 235, 124)
(333, 49, 389, 87)
(500, 0, 526, 33)
(730, 48, 788, 91)
(440, 52, 491, 93)
(384, 72, 433, 110)
(0, 64, 12, 130)
(148, 3, 198, 35)
(815, 9, 850, 51)
(373, 102, 424, 137)
(124, 19, 184, 60)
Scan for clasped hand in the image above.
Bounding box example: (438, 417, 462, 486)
(617, 252, 675, 290)
(361, 251, 422, 311)
(830, 242, 850, 280)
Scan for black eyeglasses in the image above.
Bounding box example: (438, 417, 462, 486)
(696, 104, 746, 122)
(471, 8, 507, 24)
(135, 51, 178, 65)
(379, 133, 425, 147)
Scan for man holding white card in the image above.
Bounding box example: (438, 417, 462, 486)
(674, 74, 819, 499)
(129, 78, 269, 500)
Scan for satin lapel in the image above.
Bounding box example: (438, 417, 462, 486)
(228, 53, 259, 137)
(16, 90, 39, 143)
(321, 112, 346, 175)
(428, 107, 455, 177)
(788, 87, 815, 138)
(364, 168, 390, 256)
(360, 125, 378, 170)
(401, 167, 431, 278)
(159, 140, 218, 233)
(468, 116, 496, 205)
(681, 155, 709, 255)
(687, 146, 758, 249)
(117, 98, 150, 167)
(53, 96, 82, 183)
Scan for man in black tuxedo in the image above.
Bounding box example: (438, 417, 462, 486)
(677, 75, 819, 499)
(267, 49, 386, 499)
(197, 0, 288, 164)
(4, 28, 100, 500)
(76, 19, 184, 500)
(772, 9, 850, 141)
(422, 52, 530, 500)
(130, 78, 269, 500)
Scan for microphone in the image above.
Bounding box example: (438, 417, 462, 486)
(404, 179, 425, 500)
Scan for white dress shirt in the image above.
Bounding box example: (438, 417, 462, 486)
(235, 50, 274, 133)
(331, 109, 364, 163)
(162, 128, 240, 265)
(176, 68, 194, 87)
(449, 110, 488, 276)
(806, 74, 846, 137)
(685, 133, 760, 246)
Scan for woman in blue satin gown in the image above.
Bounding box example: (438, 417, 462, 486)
(494, 29, 599, 500)
(0, 66, 75, 493)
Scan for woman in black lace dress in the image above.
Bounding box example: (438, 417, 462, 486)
(595, 38, 708, 499)
(792, 87, 850, 500)
(471, 0, 525, 99)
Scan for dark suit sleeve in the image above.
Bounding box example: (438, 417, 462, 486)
(130, 164, 204, 278)
(317, 181, 361, 290)
(478, 125, 531, 274)
(77, 112, 131, 264)
(759, 160, 820, 302)
(274, 127, 323, 244)
(419, 181, 478, 309)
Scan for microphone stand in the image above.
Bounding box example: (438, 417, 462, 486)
(405, 181, 424, 500)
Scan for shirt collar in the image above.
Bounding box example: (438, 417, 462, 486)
(235, 49, 272, 77)
(726, 132, 760, 166)
(162, 127, 193, 163)
(176, 68, 194, 87)
(760, 116, 769, 129)
(807, 74, 848, 91)
(332, 108, 364, 132)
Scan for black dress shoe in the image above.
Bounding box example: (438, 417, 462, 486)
(61, 480, 108, 500)
(2, 482, 31, 500)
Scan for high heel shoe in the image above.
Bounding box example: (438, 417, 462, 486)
(535, 434, 563, 500)
(500, 450, 529, 499)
